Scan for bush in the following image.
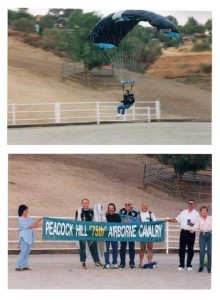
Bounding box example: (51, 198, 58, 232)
(192, 40, 211, 52)
(23, 34, 43, 47)
(42, 28, 61, 50)
(11, 18, 36, 33)
(199, 64, 212, 74)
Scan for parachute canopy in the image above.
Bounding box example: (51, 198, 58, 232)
(89, 10, 180, 86)
(89, 10, 180, 49)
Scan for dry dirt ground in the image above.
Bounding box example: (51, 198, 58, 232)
(8, 36, 211, 120)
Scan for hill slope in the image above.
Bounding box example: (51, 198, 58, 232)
(8, 154, 211, 218)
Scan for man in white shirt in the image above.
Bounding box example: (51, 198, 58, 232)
(165, 199, 199, 271)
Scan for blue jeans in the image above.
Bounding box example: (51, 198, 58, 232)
(120, 241, 135, 266)
(104, 241, 118, 265)
(117, 104, 130, 115)
(199, 232, 212, 269)
(16, 238, 32, 268)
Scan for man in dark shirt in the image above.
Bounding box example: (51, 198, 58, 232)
(103, 203, 121, 269)
(75, 198, 103, 269)
(116, 90, 131, 117)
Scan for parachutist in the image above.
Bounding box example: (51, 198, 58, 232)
(116, 90, 135, 118)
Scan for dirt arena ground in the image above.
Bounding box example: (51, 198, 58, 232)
(7, 121, 211, 145)
(8, 253, 211, 290)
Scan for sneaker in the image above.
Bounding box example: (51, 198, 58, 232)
(103, 264, 110, 269)
(130, 264, 136, 269)
(95, 262, 103, 268)
(82, 263, 87, 269)
(116, 114, 122, 118)
(198, 267, 204, 272)
(15, 268, 23, 271)
(187, 267, 193, 271)
(118, 264, 125, 269)
(177, 267, 184, 271)
(138, 264, 143, 269)
(111, 264, 119, 269)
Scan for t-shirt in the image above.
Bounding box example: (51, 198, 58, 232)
(139, 211, 156, 222)
(75, 208, 94, 221)
(106, 213, 121, 223)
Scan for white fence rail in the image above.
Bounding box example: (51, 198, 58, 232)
(7, 100, 161, 126)
(8, 216, 200, 254)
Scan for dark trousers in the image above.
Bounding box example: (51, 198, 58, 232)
(120, 241, 135, 266)
(199, 232, 212, 269)
(179, 229, 196, 268)
(79, 240, 100, 263)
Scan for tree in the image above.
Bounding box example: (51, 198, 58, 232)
(181, 17, 205, 35)
(8, 8, 34, 26)
(166, 15, 178, 26)
(57, 10, 105, 72)
(156, 154, 211, 184)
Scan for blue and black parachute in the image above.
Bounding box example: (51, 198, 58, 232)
(89, 10, 180, 49)
(89, 10, 180, 87)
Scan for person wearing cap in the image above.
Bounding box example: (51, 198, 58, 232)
(15, 204, 43, 271)
(118, 200, 139, 269)
(193, 205, 212, 273)
(165, 199, 199, 271)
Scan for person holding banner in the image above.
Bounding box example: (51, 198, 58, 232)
(75, 198, 103, 269)
(165, 199, 199, 271)
(118, 200, 139, 269)
(15, 204, 43, 271)
(137, 201, 157, 268)
(103, 203, 121, 269)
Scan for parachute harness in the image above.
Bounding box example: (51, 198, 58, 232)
(121, 80, 134, 93)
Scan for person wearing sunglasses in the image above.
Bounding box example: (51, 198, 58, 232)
(165, 199, 199, 271)
(118, 200, 139, 269)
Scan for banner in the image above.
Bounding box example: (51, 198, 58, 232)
(43, 217, 165, 243)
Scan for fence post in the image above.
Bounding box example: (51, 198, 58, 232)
(132, 103, 136, 120)
(147, 106, 151, 123)
(166, 220, 169, 254)
(96, 102, 100, 125)
(55, 102, 61, 123)
(12, 103, 16, 125)
(155, 100, 161, 120)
